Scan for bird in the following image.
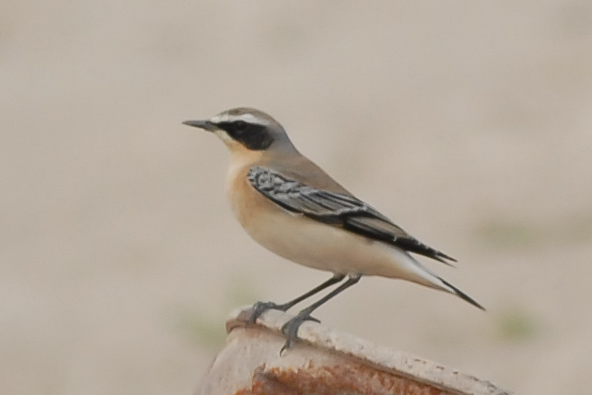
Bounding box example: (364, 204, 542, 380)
(183, 107, 484, 351)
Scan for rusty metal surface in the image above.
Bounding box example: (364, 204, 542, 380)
(235, 364, 453, 395)
(197, 307, 512, 395)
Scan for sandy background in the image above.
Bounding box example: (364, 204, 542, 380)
(2, 1, 592, 394)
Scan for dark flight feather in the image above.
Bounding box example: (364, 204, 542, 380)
(248, 166, 456, 265)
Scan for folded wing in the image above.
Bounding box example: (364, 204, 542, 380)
(248, 166, 456, 265)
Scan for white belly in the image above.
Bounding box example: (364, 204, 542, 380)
(243, 207, 435, 286)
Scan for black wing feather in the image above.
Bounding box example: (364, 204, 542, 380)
(248, 167, 456, 264)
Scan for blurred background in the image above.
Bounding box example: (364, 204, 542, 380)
(2, 1, 591, 394)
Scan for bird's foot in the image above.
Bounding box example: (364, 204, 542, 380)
(279, 312, 321, 354)
(248, 301, 290, 323)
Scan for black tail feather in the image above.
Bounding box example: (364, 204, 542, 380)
(439, 278, 485, 311)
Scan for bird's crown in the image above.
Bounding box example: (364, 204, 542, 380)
(209, 107, 279, 128)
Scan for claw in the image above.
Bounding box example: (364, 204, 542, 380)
(280, 341, 291, 356)
(279, 313, 320, 354)
(248, 301, 281, 323)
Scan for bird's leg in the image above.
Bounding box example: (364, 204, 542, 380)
(280, 274, 361, 353)
(248, 274, 346, 323)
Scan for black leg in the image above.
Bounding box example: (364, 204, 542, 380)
(248, 274, 346, 323)
(280, 274, 362, 353)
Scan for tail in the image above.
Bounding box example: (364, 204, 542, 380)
(381, 247, 485, 310)
(439, 277, 485, 311)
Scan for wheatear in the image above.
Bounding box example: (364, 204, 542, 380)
(183, 107, 483, 351)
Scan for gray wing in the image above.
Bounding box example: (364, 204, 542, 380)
(248, 166, 456, 264)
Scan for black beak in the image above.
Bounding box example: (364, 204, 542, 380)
(182, 120, 218, 132)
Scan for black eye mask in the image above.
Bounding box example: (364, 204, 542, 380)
(217, 121, 274, 150)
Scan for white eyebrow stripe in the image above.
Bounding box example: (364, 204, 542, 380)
(209, 113, 271, 126)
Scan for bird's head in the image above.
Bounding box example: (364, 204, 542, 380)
(183, 108, 295, 153)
